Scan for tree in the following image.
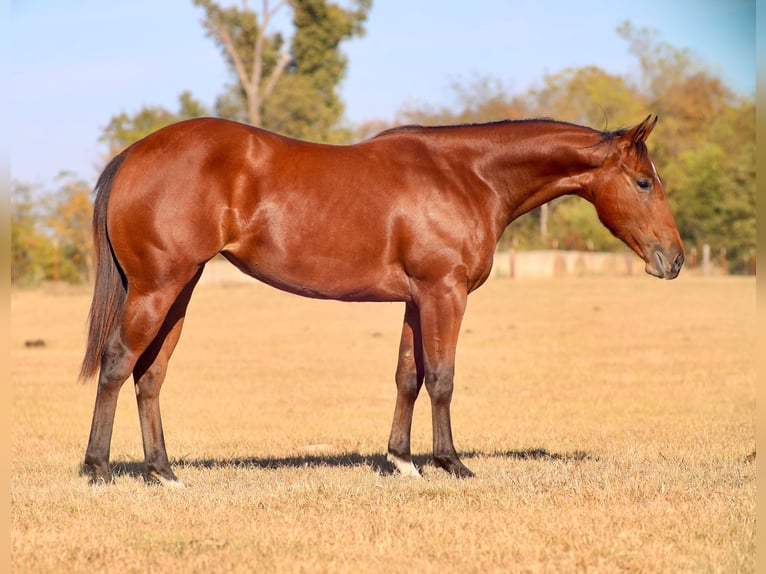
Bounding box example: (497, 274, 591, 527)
(530, 66, 646, 129)
(668, 102, 755, 272)
(45, 175, 94, 284)
(194, 0, 291, 127)
(397, 76, 530, 126)
(101, 91, 209, 157)
(195, 0, 371, 141)
(11, 174, 95, 286)
(11, 182, 52, 286)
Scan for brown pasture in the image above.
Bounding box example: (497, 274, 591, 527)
(11, 275, 755, 573)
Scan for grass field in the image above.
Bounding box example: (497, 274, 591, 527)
(11, 275, 755, 573)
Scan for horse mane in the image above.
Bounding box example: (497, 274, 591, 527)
(372, 117, 604, 139)
(371, 118, 649, 164)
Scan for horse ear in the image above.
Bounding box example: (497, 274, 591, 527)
(626, 115, 658, 144)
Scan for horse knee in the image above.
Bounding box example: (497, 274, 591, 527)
(424, 367, 455, 406)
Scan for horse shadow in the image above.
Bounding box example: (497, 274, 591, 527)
(102, 448, 596, 481)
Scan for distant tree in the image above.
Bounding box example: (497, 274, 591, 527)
(530, 66, 646, 129)
(11, 182, 52, 286)
(668, 102, 755, 272)
(101, 91, 209, 157)
(11, 174, 96, 286)
(397, 76, 530, 126)
(195, 0, 372, 141)
(194, 0, 291, 126)
(45, 174, 94, 284)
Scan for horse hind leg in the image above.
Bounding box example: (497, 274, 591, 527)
(387, 302, 425, 477)
(83, 333, 135, 484)
(83, 270, 200, 485)
(132, 269, 202, 488)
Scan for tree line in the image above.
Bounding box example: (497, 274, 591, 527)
(11, 4, 755, 285)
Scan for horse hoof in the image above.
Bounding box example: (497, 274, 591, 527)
(146, 469, 186, 488)
(434, 456, 475, 478)
(82, 461, 113, 485)
(87, 474, 113, 486)
(451, 465, 475, 479)
(387, 453, 422, 478)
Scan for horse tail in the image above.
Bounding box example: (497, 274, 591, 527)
(79, 148, 131, 381)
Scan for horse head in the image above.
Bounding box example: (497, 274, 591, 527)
(586, 115, 684, 279)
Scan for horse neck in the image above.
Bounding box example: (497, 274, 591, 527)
(464, 121, 605, 225)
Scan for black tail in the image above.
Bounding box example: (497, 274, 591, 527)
(79, 148, 131, 381)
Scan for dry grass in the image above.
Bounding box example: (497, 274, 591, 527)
(11, 275, 755, 573)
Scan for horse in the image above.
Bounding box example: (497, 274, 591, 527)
(79, 115, 684, 486)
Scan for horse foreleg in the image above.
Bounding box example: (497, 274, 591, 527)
(387, 302, 425, 477)
(132, 271, 201, 487)
(418, 285, 474, 478)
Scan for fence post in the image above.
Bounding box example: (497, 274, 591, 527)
(702, 244, 710, 276)
(749, 248, 756, 275)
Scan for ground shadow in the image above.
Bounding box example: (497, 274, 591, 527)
(98, 447, 597, 481)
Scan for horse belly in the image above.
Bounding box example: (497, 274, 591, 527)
(222, 239, 409, 302)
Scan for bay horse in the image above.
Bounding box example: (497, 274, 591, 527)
(80, 115, 684, 486)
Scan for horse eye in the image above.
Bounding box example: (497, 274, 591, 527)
(636, 178, 653, 191)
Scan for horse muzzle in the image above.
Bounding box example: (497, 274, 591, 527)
(646, 245, 684, 280)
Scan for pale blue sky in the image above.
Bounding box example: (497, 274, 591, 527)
(10, 0, 755, 191)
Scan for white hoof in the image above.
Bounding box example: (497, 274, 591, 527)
(387, 453, 422, 478)
(148, 471, 186, 489)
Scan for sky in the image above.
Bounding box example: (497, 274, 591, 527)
(10, 0, 756, 191)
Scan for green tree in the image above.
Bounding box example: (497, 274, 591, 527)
(668, 102, 755, 272)
(11, 175, 96, 286)
(530, 65, 646, 129)
(101, 91, 209, 157)
(45, 175, 94, 284)
(397, 76, 530, 126)
(11, 182, 52, 286)
(194, 0, 291, 126)
(196, 0, 371, 141)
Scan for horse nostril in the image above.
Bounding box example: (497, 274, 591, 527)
(673, 252, 685, 272)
